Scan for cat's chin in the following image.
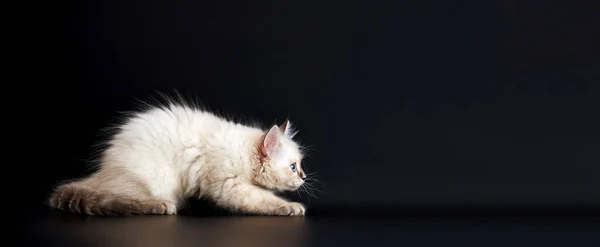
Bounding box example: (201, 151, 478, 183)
(273, 185, 300, 192)
(266, 185, 298, 192)
(285, 183, 304, 191)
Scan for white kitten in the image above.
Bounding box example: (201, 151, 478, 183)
(49, 98, 308, 216)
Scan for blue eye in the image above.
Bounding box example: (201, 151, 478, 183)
(290, 163, 296, 171)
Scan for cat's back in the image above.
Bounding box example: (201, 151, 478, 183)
(115, 104, 225, 143)
(111, 104, 262, 150)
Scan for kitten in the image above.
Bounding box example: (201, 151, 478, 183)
(48, 98, 308, 216)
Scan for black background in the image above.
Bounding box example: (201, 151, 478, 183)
(21, 0, 600, 215)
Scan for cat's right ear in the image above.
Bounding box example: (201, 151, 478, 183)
(262, 125, 282, 157)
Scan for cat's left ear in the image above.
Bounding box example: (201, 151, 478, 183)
(262, 125, 283, 157)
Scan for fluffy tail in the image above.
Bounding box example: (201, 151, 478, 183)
(48, 182, 114, 215)
(48, 182, 176, 216)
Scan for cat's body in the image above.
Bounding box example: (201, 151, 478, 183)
(49, 100, 308, 216)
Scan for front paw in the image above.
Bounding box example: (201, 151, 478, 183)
(276, 202, 306, 216)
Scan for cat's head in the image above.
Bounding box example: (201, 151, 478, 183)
(254, 120, 306, 191)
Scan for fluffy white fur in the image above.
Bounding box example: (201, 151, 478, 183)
(49, 98, 309, 216)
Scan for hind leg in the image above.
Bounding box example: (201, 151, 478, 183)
(102, 198, 178, 215)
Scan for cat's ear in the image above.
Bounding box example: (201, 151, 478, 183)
(279, 119, 290, 136)
(279, 119, 297, 138)
(262, 125, 283, 157)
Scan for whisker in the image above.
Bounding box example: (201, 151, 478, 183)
(300, 185, 312, 204)
(305, 183, 323, 194)
(300, 181, 322, 199)
(304, 177, 326, 190)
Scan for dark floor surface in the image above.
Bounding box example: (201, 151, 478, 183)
(24, 205, 600, 247)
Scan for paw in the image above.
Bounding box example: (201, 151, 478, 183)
(276, 202, 306, 216)
(148, 200, 177, 215)
(163, 201, 177, 215)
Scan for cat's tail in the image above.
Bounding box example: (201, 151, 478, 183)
(47, 181, 151, 216)
(48, 181, 111, 215)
